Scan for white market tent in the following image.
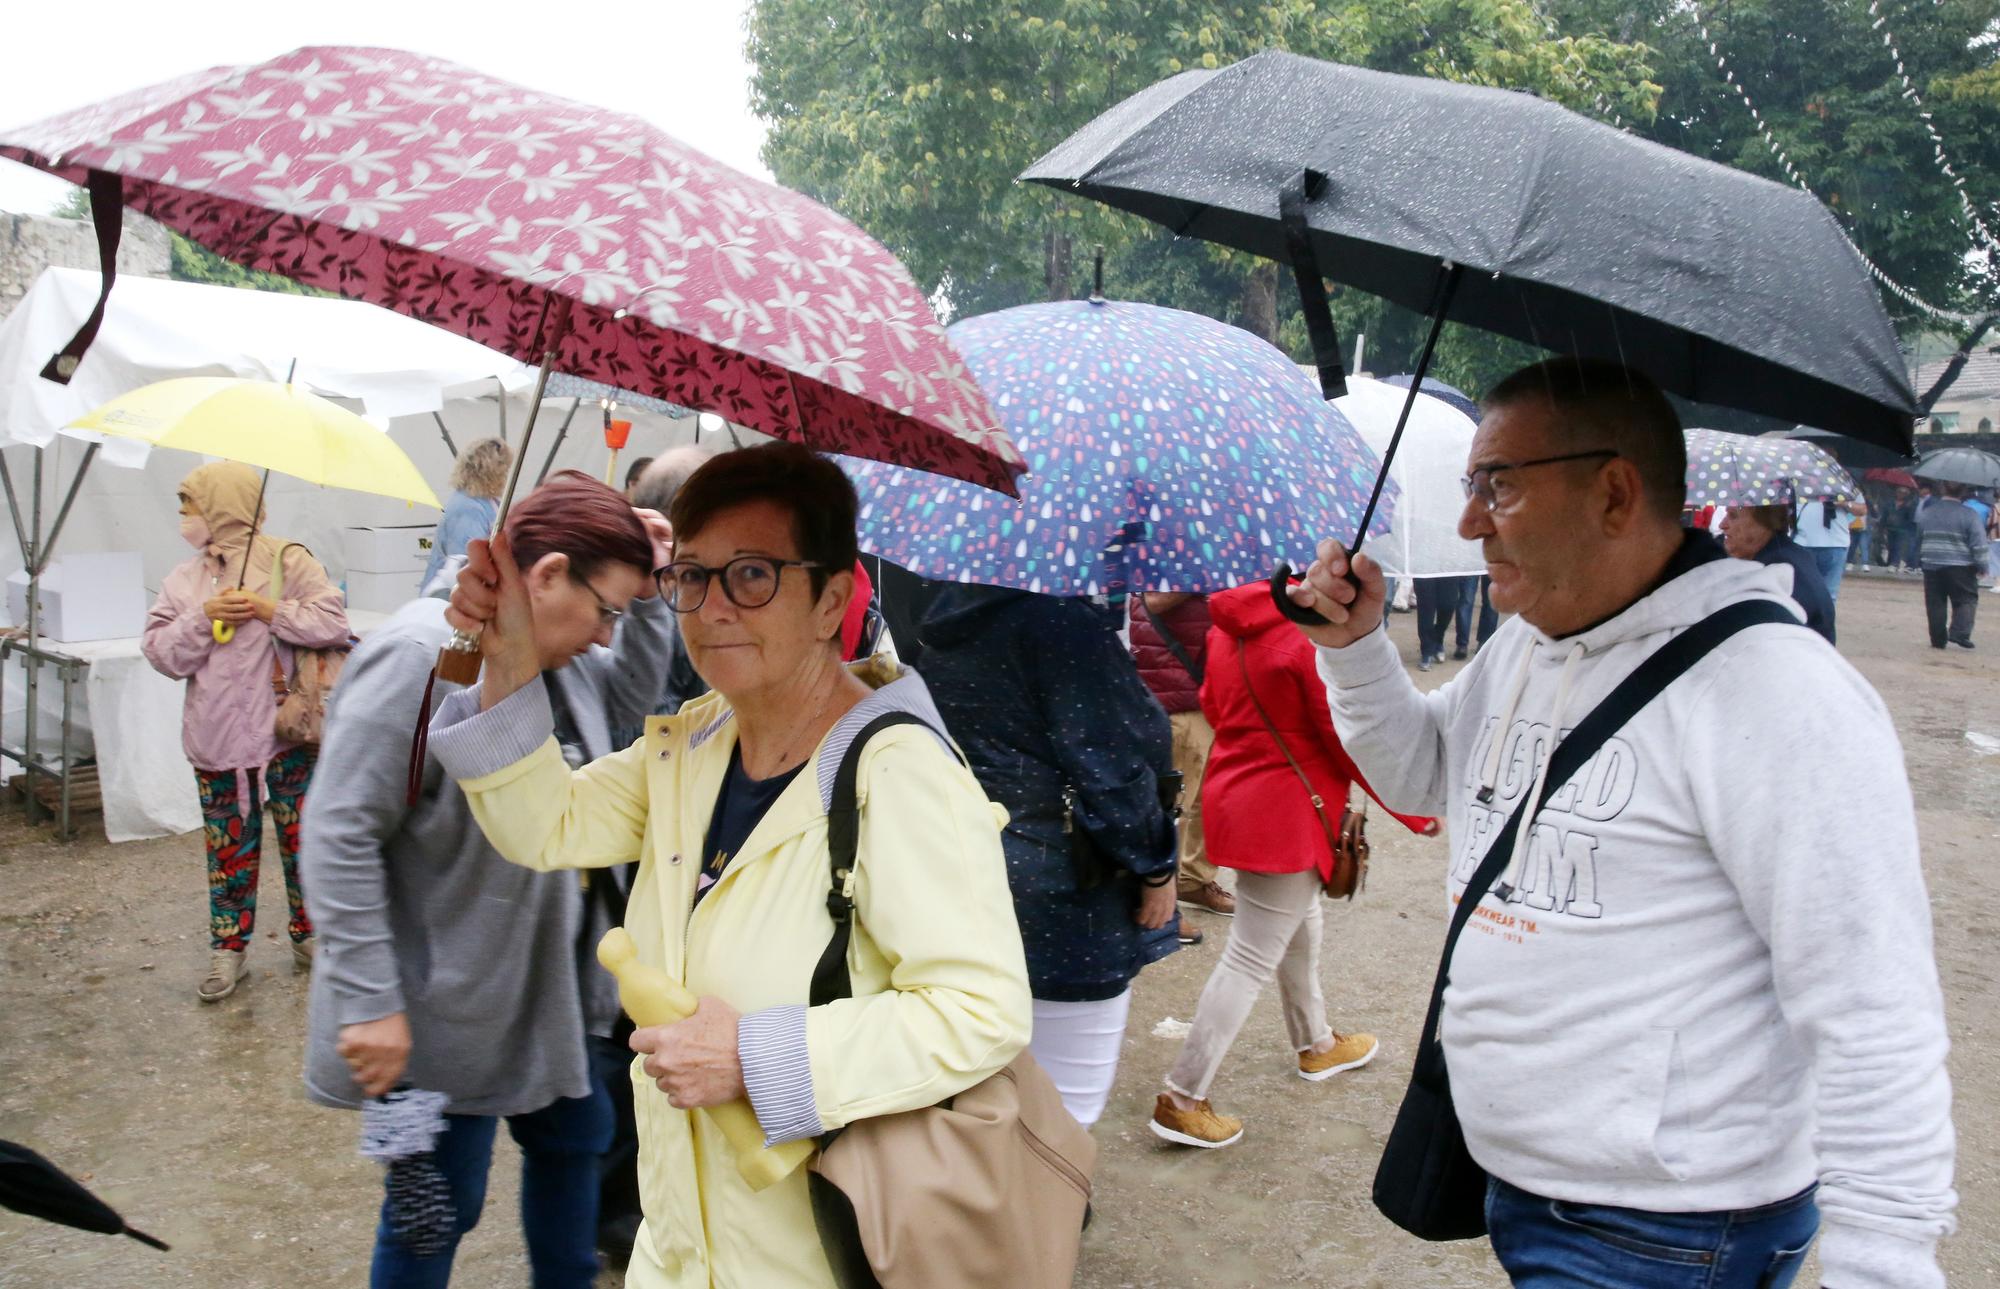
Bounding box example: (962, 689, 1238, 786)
(0, 268, 713, 593)
(0, 267, 711, 840)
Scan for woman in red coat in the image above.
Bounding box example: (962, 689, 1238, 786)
(1150, 581, 1435, 1148)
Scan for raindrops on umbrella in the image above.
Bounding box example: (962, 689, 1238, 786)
(844, 299, 1390, 597)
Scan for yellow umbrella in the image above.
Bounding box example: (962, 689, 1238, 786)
(65, 376, 442, 640)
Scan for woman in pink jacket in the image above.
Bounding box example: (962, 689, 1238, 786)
(142, 462, 349, 1002)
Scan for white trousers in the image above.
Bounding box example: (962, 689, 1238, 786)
(1029, 988, 1133, 1128)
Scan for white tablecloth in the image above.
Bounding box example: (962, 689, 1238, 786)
(11, 609, 391, 843)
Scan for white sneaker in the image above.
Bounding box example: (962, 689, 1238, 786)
(197, 949, 247, 1003)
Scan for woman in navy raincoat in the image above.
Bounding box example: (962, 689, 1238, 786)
(917, 585, 1180, 1126)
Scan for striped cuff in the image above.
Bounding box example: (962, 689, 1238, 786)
(738, 1005, 823, 1146)
(428, 677, 555, 781)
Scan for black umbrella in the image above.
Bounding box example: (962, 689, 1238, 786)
(1022, 50, 1917, 454)
(1914, 446, 2000, 489)
(1787, 425, 1912, 473)
(0, 1140, 169, 1250)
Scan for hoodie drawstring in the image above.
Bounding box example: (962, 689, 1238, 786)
(1493, 640, 1587, 901)
(1475, 642, 1538, 804)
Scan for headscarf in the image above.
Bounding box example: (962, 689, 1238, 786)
(178, 462, 284, 585)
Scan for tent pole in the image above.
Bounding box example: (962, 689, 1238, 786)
(37, 443, 100, 575)
(534, 397, 583, 486)
(433, 412, 459, 458)
(0, 449, 30, 565)
(493, 376, 509, 447)
(22, 448, 44, 822)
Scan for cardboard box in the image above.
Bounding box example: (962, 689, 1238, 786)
(342, 568, 423, 615)
(4, 552, 146, 643)
(343, 524, 436, 574)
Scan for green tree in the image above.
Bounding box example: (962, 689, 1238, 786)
(1551, 0, 2000, 324)
(50, 186, 330, 297)
(749, 0, 1661, 389)
(167, 235, 331, 297)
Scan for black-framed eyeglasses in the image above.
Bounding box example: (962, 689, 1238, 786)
(659, 557, 824, 612)
(571, 573, 625, 629)
(1461, 450, 1620, 510)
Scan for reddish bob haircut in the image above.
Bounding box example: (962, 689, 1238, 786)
(504, 469, 653, 580)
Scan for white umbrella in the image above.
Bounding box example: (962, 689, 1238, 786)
(1336, 375, 1484, 578)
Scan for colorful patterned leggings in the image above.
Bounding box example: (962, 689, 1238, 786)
(195, 745, 317, 952)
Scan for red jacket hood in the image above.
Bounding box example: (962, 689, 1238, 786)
(1208, 582, 1288, 640)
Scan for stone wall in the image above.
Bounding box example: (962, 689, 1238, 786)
(0, 208, 173, 320)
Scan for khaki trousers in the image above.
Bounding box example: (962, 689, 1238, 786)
(1165, 869, 1331, 1100)
(1169, 710, 1219, 893)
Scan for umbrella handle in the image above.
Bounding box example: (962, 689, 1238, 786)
(1270, 563, 1345, 626)
(213, 619, 236, 644)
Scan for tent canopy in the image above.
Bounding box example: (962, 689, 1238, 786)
(0, 268, 539, 462)
(0, 268, 711, 594)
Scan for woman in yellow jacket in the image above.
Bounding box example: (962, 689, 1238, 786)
(427, 443, 1032, 1288)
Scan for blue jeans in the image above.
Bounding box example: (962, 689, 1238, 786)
(1416, 576, 1477, 658)
(1809, 544, 1846, 602)
(1475, 575, 1499, 644)
(369, 1082, 615, 1289)
(1486, 1178, 1818, 1289)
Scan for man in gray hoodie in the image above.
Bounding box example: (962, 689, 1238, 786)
(1288, 359, 1954, 1288)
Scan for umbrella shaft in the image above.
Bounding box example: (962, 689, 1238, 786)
(234, 467, 272, 589)
(1349, 265, 1462, 556)
(492, 298, 574, 531)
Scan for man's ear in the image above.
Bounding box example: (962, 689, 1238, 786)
(1599, 458, 1651, 535)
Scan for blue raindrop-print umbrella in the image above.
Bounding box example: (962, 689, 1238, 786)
(844, 299, 1391, 596)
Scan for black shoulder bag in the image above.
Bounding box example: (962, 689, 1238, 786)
(1373, 599, 1793, 1240)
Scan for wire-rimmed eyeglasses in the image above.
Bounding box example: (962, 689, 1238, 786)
(1460, 450, 1619, 510)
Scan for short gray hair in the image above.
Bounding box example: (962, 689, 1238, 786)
(631, 445, 719, 515)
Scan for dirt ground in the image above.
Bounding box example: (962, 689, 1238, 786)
(2, 572, 1996, 1287)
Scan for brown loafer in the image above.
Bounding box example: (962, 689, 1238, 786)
(1177, 880, 1236, 916)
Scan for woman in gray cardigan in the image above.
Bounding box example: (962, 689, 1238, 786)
(300, 471, 673, 1289)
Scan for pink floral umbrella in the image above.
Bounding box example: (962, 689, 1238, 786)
(0, 46, 1024, 492)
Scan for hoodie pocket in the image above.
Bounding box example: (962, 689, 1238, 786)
(1584, 1026, 1694, 1183)
(1650, 1027, 1694, 1181)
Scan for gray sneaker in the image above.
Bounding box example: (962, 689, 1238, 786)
(197, 949, 247, 1003)
(292, 937, 317, 970)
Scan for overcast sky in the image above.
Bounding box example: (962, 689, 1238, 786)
(0, 0, 771, 214)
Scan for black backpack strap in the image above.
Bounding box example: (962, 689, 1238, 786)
(809, 711, 952, 1011)
(1409, 598, 1794, 1088)
(1140, 597, 1204, 686)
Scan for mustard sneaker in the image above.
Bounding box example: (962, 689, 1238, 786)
(1149, 1093, 1244, 1149)
(1298, 1032, 1379, 1081)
